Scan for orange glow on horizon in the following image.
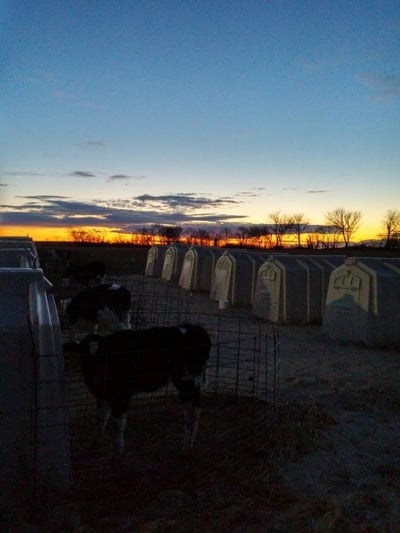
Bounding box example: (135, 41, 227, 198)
(0, 225, 132, 243)
(0, 223, 381, 245)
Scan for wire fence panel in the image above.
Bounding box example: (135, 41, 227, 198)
(56, 275, 280, 485)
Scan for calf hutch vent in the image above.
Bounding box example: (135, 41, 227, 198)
(0, 268, 71, 506)
(322, 257, 400, 347)
(178, 246, 223, 292)
(144, 245, 168, 277)
(161, 244, 188, 282)
(210, 250, 269, 308)
(252, 256, 344, 324)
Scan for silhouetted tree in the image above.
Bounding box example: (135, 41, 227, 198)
(236, 227, 249, 247)
(291, 213, 309, 247)
(325, 208, 362, 247)
(269, 211, 294, 247)
(186, 228, 212, 246)
(213, 226, 233, 247)
(381, 209, 400, 248)
(158, 225, 183, 244)
(246, 225, 271, 248)
(68, 227, 106, 244)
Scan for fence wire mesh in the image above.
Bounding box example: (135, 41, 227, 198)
(57, 275, 280, 485)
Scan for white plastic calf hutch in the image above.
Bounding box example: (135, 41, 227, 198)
(178, 246, 223, 292)
(161, 244, 188, 282)
(322, 257, 400, 347)
(384, 258, 400, 274)
(0, 237, 39, 266)
(252, 255, 344, 324)
(210, 250, 268, 308)
(144, 245, 168, 277)
(0, 248, 38, 267)
(0, 268, 71, 505)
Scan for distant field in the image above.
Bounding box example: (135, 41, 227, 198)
(37, 243, 151, 283)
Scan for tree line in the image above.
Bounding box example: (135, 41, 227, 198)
(68, 207, 400, 249)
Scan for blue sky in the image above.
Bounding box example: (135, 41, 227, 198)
(1, 0, 399, 240)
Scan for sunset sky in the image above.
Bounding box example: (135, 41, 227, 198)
(1, 1, 399, 243)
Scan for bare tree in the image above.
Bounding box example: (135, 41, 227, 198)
(291, 213, 309, 248)
(212, 226, 233, 247)
(381, 209, 400, 248)
(247, 225, 271, 248)
(68, 227, 106, 243)
(187, 228, 212, 246)
(236, 226, 249, 247)
(68, 227, 87, 243)
(269, 211, 294, 247)
(325, 208, 362, 247)
(158, 225, 183, 244)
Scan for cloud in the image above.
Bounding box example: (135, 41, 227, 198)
(106, 175, 149, 182)
(16, 195, 69, 200)
(1, 192, 247, 231)
(70, 170, 97, 178)
(235, 191, 259, 198)
(86, 140, 105, 147)
(4, 171, 45, 176)
(356, 71, 400, 100)
(107, 174, 131, 182)
(307, 189, 329, 194)
(135, 193, 239, 211)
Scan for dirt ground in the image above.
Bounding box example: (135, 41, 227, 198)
(4, 278, 400, 532)
(275, 324, 400, 531)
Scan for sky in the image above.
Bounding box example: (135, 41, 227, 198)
(1, 0, 399, 242)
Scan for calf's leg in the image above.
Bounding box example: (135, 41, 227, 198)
(95, 402, 111, 447)
(177, 379, 203, 452)
(118, 310, 131, 329)
(111, 415, 127, 459)
(182, 404, 201, 452)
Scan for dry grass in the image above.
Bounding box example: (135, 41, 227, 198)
(4, 396, 340, 532)
(4, 351, 400, 532)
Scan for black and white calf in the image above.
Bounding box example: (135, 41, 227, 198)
(63, 325, 211, 458)
(65, 283, 131, 335)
